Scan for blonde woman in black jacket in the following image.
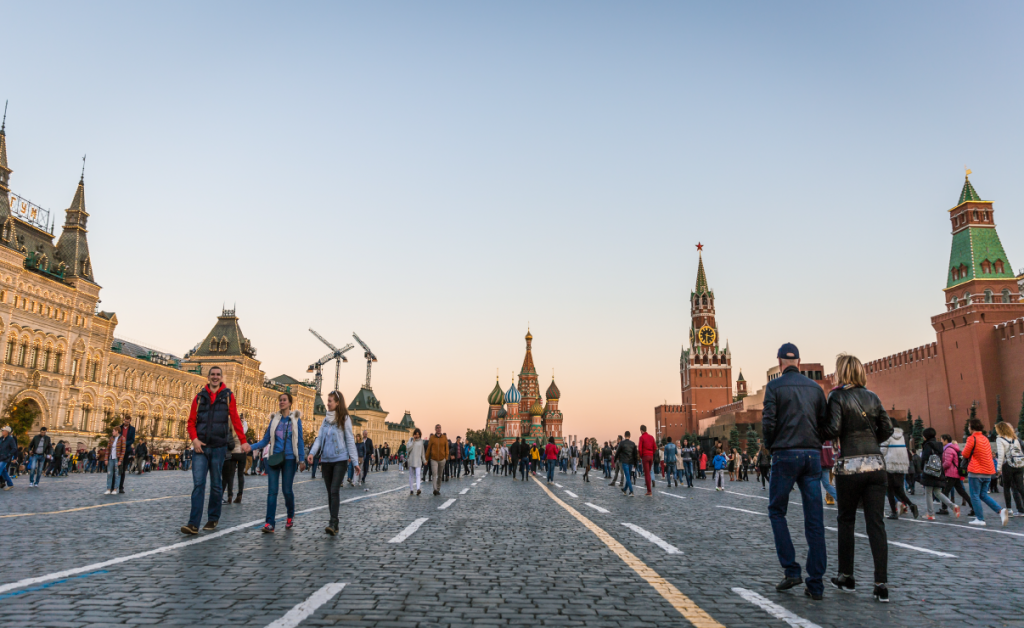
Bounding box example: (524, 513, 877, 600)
(822, 354, 894, 603)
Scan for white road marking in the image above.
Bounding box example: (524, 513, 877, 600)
(586, 503, 610, 513)
(717, 505, 767, 516)
(693, 486, 769, 500)
(0, 485, 407, 596)
(732, 587, 822, 628)
(388, 518, 429, 543)
(621, 523, 681, 554)
(823, 526, 956, 557)
(660, 491, 686, 500)
(438, 498, 456, 510)
(899, 515, 1024, 538)
(264, 583, 346, 628)
(459, 488, 470, 495)
(564, 490, 578, 498)
(554, 483, 563, 488)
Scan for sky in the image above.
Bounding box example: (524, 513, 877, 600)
(5, 2, 1024, 443)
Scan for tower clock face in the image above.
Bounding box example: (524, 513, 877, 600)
(698, 325, 716, 346)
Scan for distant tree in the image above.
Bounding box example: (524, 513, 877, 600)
(465, 428, 502, 452)
(97, 412, 126, 450)
(964, 402, 977, 441)
(996, 395, 1003, 423)
(745, 426, 758, 458)
(912, 416, 925, 449)
(728, 426, 740, 452)
(245, 427, 257, 444)
(5, 401, 39, 448)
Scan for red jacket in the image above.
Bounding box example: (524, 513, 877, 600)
(638, 432, 656, 460)
(545, 443, 559, 460)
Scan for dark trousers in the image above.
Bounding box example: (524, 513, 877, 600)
(1002, 464, 1024, 512)
(642, 458, 653, 493)
(519, 458, 529, 480)
(760, 465, 770, 488)
(509, 459, 518, 478)
(360, 455, 371, 482)
(835, 470, 888, 584)
(222, 453, 246, 496)
(768, 449, 826, 595)
(118, 455, 130, 490)
(943, 476, 971, 506)
(321, 460, 349, 524)
(886, 472, 912, 513)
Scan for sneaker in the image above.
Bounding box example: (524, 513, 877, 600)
(202, 521, 218, 531)
(103, 490, 111, 495)
(262, 524, 274, 533)
(410, 491, 414, 495)
(416, 489, 421, 496)
(886, 513, 898, 520)
(872, 584, 889, 603)
(762, 486, 766, 490)
(953, 505, 961, 518)
(804, 588, 823, 601)
(119, 489, 125, 494)
(2, 485, 9, 490)
(180, 524, 199, 535)
(910, 504, 919, 519)
(1000, 508, 1010, 527)
(830, 575, 855, 592)
(776, 576, 802, 591)
(433, 490, 440, 496)
(968, 518, 986, 526)
(286, 518, 294, 529)
(937, 508, 949, 515)
(925, 515, 935, 521)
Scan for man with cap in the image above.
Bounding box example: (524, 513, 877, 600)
(762, 342, 828, 600)
(0, 425, 16, 489)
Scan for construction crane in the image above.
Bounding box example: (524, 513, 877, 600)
(306, 328, 355, 394)
(352, 332, 378, 389)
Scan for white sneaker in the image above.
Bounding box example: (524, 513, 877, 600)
(103, 490, 111, 495)
(1000, 508, 1010, 527)
(968, 518, 987, 526)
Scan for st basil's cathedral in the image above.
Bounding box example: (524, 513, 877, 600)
(484, 330, 564, 445)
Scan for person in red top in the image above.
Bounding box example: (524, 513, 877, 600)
(962, 417, 1008, 527)
(181, 366, 250, 535)
(638, 425, 657, 496)
(544, 437, 559, 483)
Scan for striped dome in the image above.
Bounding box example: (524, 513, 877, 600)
(529, 399, 544, 416)
(505, 382, 521, 404)
(487, 380, 505, 406)
(497, 407, 507, 419)
(546, 379, 560, 400)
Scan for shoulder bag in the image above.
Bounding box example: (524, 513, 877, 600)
(957, 435, 974, 477)
(833, 392, 886, 476)
(268, 419, 290, 470)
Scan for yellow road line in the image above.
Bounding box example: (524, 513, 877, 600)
(1, 479, 315, 518)
(531, 477, 724, 628)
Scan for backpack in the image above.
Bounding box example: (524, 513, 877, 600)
(1001, 437, 1024, 469)
(923, 453, 943, 477)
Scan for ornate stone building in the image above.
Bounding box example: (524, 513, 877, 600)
(0, 120, 313, 451)
(345, 384, 416, 451)
(486, 330, 564, 445)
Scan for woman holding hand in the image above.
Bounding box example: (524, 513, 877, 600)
(306, 390, 359, 535)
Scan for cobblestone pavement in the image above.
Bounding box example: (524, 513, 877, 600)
(3, 466, 1024, 627)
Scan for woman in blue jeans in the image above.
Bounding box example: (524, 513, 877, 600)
(962, 418, 1009, 527)
(248, 393, 305, 532)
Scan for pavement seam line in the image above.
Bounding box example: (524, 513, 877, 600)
(531, 476, 723, 628)
(0, 484, 405, 595)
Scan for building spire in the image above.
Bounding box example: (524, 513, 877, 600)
(80, 154, 86, 183)
(695, 244, 709, 294)
(959, 168, 981, 205)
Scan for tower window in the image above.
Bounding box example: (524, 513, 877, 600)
(973, 210, 979, 220)
(995, 260, 1004, 274)
(983, 211, 989, 221)
(985, 289, 993, 303)
(982, 260, 991, 274)
(1003, 289, 1012, 304)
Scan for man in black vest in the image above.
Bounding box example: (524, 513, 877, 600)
(181, 366, 249, 535)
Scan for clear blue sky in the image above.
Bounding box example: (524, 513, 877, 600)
(6, 2, 1024, 440)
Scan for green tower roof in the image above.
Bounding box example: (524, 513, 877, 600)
(694, 253, 709, 295)
(958, 176, 982, 205)
(946, 227, 1015, 289)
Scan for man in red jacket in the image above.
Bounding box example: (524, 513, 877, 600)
(638, 425, 657, 496)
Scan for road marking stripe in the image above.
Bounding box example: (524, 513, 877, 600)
(0, 570, 108, 601)
(586, 503, 610, 513)
(693, 486, 768, 500)
(732, 587, 822, 628)
(532, 477, 722, 628)
(438, 498, 456, 510)
(716, 505, 766, 516)
(823, 526, 956, 557)
(554, 483, 563, 488)
(388, 518, 429, 543)
(621, 523, 681, 554)
(459, 488, 470, 495)
(264, 582, 346, 628)
(661, 491, 686, 500)
(0, 485, 405, 595)
(899, 514, 1024, 538)
(564, 490, 578, 498)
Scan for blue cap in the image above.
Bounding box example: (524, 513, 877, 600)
(777, 343, 799, 360)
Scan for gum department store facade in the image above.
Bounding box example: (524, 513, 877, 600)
(0, 121, 319, 451)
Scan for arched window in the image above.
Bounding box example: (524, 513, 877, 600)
(985, 289, 993, 303)
(951, 267, 958, 280)
(983, 211, 989, 221)
(209, 338, 218, 352)
(981, 260, 991, 274)
(973, 210, 979, 220)
(701, 295, 707, 307)
(951, 296, 959, 309)
(1002, 289, 1012, 304)
(964, 291, 971, 305)
(995, 260, 1005, 274)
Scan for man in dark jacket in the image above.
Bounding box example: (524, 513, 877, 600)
(27, 427, 52, 487)
(182, 366, 250, 535)
(361, 432, 373, 484)
(761, 343, 827, 600)
(0, 425, 16, 489)
(617, 431, 639, 496)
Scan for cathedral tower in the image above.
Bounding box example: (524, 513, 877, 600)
(486, 377, 505, 435)
(503, 379, 522, 444)
(543, 378, 563, 445)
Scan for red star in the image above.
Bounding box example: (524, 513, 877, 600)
(696, 242, 703, 251)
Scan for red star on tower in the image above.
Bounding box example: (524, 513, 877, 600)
(696, 242, 703, 251)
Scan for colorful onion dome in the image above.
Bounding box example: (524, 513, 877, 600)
(488, 379, 505, 406)
(546, 378, 560, 400)
(497, 407, 507, 419)
(530, 398, 544, 416)
(505, 382, 521, 404)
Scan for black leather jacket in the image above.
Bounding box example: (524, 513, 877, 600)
(822, 386, 893, 458)
(616, 439, 638, 465)
(762, 366, 827, 451)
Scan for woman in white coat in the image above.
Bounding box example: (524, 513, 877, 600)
(404, 428, 426, 495)
(306, 390, 359, 535)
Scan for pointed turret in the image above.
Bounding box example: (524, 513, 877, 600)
(55, 173, 94, 281)
(521, 329, 537, 375)
(0, 104, 10, 192)
(695, 251, 709, 294)
(959, 174, 982, 205)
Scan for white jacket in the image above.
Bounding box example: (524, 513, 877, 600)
(996, 436, 1023, 470)
(405, 438, 426, 468)
(880, 427, 910, 474)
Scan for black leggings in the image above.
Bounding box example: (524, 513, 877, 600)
(1002, 464, 1024, 512)
(836, 470, 888, 584)
(943, 476, 971, 505)
(759, 466, 770, 488)
(223, 453, 246, 495)
(321, 460, 349, 524)
(886, 472, 912, 513)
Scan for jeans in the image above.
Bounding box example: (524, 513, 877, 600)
(621, 463, 634, 494)
(119, 455, 130, 490)
(546, 459, 556, 481)
(714, 469, 725, 488)
(820, 469, 837, 500)
(603, 460, 611, 477)
(321, 460, 349, 524)
(347, 461, 355, 482)
(665, 462, 677, 486)
(519, 458, 529, 480)
(759, 465, 770, 488)
(266, 458, 297, 527)
(107, 457, 120, 491)
(30, 454, 45, 485)
(768, 449, 826, 595)
(835, 470, 887, 584)
(188, 445, 227, 528)
(0, 460, 11, 487)
(361, 455, 371, 482)
(683, 461, 694, 487)
(967, 475, 1003, 521)
(310, 455, 320, 479)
